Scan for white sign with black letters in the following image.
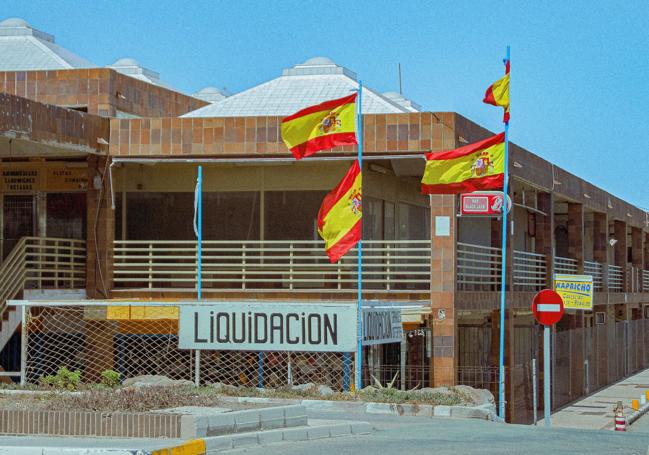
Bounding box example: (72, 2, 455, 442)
(362, 307, 403, 346)
(179, 302, 357, 352)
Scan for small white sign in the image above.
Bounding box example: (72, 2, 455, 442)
(179, 302, 357, 352)
(435, 216, 450, 237)
(362, 308, 402, 346)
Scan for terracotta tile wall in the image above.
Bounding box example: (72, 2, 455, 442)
(108, 112, 457, 157)
(0, 92, 108, 153)
(0, 69, 207, 117)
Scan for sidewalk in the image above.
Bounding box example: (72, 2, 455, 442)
(551, 368, 649, 430)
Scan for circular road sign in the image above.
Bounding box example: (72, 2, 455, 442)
(532, 290, 565, 326)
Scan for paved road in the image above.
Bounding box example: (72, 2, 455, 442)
(225, 409, 649, 455)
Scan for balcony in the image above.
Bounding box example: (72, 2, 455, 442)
(113, 239, 431, 295)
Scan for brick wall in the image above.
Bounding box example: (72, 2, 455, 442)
(0, 92, 108, 153)
(0, 69, 206, 117)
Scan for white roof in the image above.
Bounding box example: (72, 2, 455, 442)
(0, 17, 94, 70)
(183, 57, 421, 117)
(193, 86, 231, 103)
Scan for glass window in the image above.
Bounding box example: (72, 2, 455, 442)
(203, 192, 260, 240)
(398, 203, 430, 240)
(264, 191, 326, 240)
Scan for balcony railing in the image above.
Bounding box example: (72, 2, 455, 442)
(607, 265, 624, 292)
(456, 242, 501, 290)
(113, 239, 431, 293)
(553, 256, 579, 275)
(584, 261, 604, 291)
(643, 269, 649, 293)
(513, 250, 547, 291)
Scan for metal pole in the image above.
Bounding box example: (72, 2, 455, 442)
(355, 80, 364, 391)
(20, 305, 27, 386)
(544, 325, 551, 427)
(258, 352, 264, 388)
(400, 335, 407, 391)
(498, 45, 511, 420)
(532, 357, 538, 425)
(194, 165, 203, 387)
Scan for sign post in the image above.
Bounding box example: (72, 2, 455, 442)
(532, 289, 564, 427)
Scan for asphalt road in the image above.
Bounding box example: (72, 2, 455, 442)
(226, 409, 649, 455)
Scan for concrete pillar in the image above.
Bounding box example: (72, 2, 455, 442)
(429, 194, 456, 387)
(613, 220, 627, 291)
(567, 203, 584, 273)
(631, 227, 642, 292)
(86, 155, 114, 298)
(593, 212, 608, 291)
(536, 193, 554, 288)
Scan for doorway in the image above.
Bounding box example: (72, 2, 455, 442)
(2, 195, 35, 260)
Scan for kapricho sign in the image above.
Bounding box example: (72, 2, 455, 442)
(178, 302, 357, 352)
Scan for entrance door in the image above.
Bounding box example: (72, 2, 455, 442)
(2, 195, 35, 260)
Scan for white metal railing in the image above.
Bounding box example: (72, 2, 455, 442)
(0, 237, 86, 316)
(608, 264, 624, 292)
(553, 256, 578, 275)
(643, 269, 649, 293)
(113, 239, 431, 292)
(513, 250, 547, 291)
(456, 242, 501, 290)
(584, 260, 604, 291)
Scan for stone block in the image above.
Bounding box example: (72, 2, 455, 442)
(206, 414, 235, 436)
(282, 427, 309, 441)
(433, 405, 451, 417)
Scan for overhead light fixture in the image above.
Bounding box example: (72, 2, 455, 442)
(626, 213, 632, 218)
(607, 200, 613, 209)
(553, 180, 561, 186)
(458, 136, 469, 144)
(583, 193, 590, 199)
(97, 137, 109, 145)
(115, 91, 126, 100)
(513, 161, 523, 168)
(609, 238, 618, 247)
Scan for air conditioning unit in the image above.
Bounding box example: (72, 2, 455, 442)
(595, 312, 606, 325)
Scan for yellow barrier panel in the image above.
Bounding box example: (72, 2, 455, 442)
(152, 439, 206, 455)
(632, 399, 639, 411)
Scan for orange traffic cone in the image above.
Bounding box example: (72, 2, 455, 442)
(614, 401, 626, 432)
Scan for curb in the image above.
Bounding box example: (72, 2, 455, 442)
(216, 396, 500, 422)
(627, 402, 649, 426)
(147, 421, 371, 455)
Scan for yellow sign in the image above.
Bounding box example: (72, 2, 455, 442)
(554, 274, 594, 310)
(0, 164, 87, 193)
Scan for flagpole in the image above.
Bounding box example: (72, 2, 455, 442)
(194, 165, 203, 386)
(498, 45, 510, 420)
(355, 80, 364, 392)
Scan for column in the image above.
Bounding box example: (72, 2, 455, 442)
(86, 155, 115, 299)
(592, 212, 608, 292)
(631, 227, 643, 292)
(536, 193, 554, 288)
(567, 203, 584, 273)
(429, 194, 456, 387)
(613, 220, 627, 291)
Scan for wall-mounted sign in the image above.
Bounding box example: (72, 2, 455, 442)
(554, 274, 593, 310)
(460, 191, 512, 216)
(179, 302, 357, 352)
(0, 164, 87, 193)
(362, 307, 402, 346)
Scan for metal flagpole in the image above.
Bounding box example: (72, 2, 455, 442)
(194, 165, 203, 386)
(355, 80, 364, 391)
(498, 45, 511, 420)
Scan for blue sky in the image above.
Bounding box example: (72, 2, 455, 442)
(6, 0, 649, 209)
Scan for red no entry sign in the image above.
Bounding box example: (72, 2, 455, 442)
(532, 290, 564, 326)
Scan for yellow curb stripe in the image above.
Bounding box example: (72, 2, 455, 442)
(151, 439, 206, 455)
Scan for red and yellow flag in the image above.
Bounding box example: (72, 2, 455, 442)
(421, 133, 505, 194)
(483, 61, 510, 123)
(317, 160, 362, 263)
(281, 94, 358, 160)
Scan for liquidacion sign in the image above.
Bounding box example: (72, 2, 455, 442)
(362, 307, 403, 346)
(178, 302, 357, 352)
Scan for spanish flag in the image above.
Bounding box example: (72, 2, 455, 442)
(483, 60, 510, 123)
(281, 94, 358, 160)
(317, 160, 362, 263)
(421, 133, 505, 194)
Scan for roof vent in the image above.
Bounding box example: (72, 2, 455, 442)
(382, 91, 422, 112)
(193, 86, 231, 103)
(283, 56, 357, 80)
(107, 57, 160, 83)
(0, 17, 54, 42)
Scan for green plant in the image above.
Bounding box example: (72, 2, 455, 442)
(100, 370, 121, 388)
(39, 367, 82, 391)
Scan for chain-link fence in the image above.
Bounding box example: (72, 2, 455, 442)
(22, 304, 354, 391)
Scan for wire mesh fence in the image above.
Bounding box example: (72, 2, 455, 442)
(23, 304, 354, 390)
